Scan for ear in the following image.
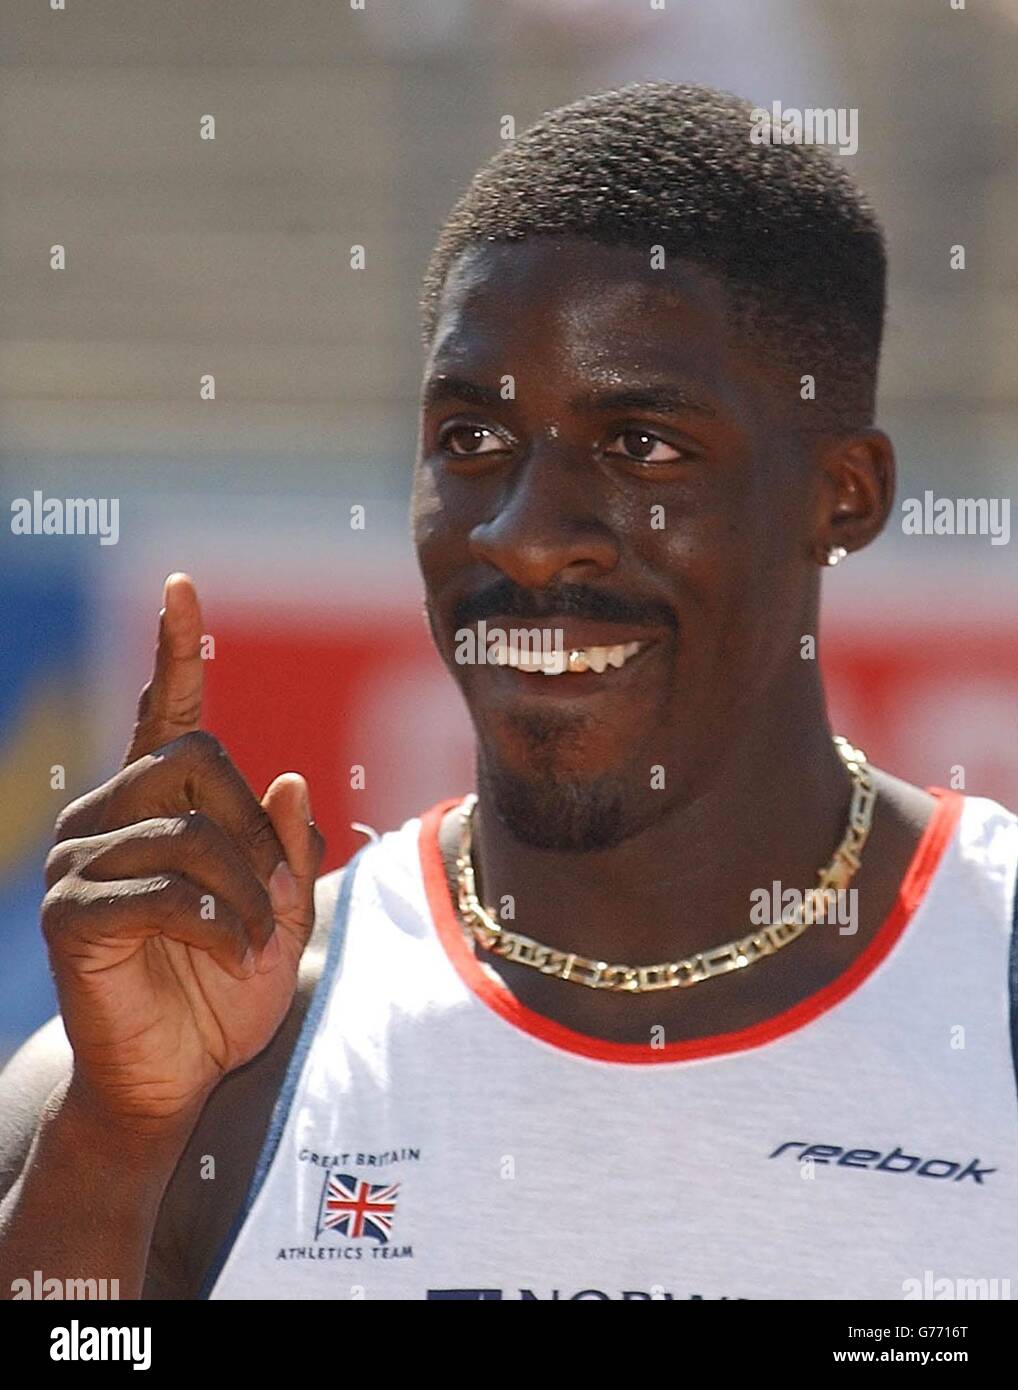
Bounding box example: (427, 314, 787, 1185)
(811, 428, 895, 565)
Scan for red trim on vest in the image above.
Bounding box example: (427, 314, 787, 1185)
(418, 788, 964, 1065)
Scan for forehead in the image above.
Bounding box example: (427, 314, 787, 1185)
(425, 238, 752, 410)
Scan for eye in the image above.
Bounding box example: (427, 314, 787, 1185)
(604, 428, 685, 464)
(438, 424, 512, 457)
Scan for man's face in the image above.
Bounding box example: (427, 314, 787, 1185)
(413, 238, 825, 850)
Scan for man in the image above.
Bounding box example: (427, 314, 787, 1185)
(2, 83, 1016, 1302)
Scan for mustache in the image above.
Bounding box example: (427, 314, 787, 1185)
(452, 579, 677, 633)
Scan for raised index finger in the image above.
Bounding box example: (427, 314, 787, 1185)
(125, 572, 205, 766)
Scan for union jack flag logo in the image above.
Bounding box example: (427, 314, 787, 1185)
(318, 1173, 400, 1243)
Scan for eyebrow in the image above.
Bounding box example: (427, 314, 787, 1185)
(421, 374, 716, 418)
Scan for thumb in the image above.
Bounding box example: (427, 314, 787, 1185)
(260, 773, 325, 965)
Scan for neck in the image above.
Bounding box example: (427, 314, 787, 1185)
(471, 702, 852, 968)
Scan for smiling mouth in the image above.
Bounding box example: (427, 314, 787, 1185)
(489, 638, 646, 677)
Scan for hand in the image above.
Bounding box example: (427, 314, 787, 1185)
(40, 574, 325, 1134)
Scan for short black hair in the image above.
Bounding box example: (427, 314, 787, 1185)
(421, 82, 886, 432)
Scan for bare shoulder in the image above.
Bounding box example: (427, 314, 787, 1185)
(0, 867, 346, 1301)
(146, 866, 347, 1298)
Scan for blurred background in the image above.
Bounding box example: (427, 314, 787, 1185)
(2, 0, 1017, 1062)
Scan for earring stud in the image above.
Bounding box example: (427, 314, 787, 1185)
(825, 545, 848, 567)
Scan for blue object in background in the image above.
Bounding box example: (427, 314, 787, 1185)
(0, 548, 95, 1062)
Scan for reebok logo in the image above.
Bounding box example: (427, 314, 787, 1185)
(769, 1142, 995, 1184)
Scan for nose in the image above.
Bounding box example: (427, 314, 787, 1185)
(468, 448, 619, 589)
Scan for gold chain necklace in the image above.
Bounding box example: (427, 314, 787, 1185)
(455, 736, 876, 993)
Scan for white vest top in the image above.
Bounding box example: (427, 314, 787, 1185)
(206, 791, 1018, 1301)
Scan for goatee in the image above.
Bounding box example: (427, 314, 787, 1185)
(477, 761, 629, 851)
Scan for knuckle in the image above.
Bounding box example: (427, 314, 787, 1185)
(52, 795, 94, 843)
(40, 881, 78, 940)
(43, 838, 80, 888)
(163, 688, 202, 727)
(136, 678, 201, 731)
(53, 765, 129, 841)
(182, 728, 224, 761)
(152, 727, 222, 763)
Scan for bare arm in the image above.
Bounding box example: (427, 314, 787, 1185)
(0, 1017, 72, 1202)
(0, 1019, 195, 1299)
(0, 1070, 194, 1300)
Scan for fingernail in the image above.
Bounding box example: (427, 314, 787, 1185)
(258, 930, 282, 973)
(269, 860, 298, 915)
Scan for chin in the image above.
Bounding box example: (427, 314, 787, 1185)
(478, 762, 632, 852)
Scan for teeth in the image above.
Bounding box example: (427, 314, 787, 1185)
(536, 640, 643, 677)
(488, 636, 644, 676)
(540, 649, 567, 676)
